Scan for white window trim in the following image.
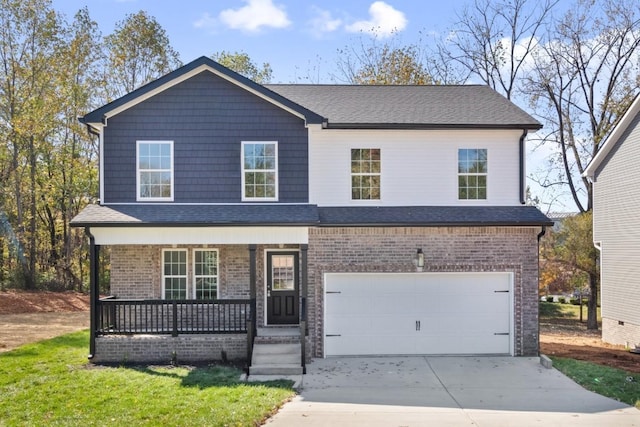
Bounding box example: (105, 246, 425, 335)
(241, 141, 279, 202)
(351, 148, 381, 201)
(457, 148, 488, 201)
(192, 249, 219, 300)
(136, 140, 174, 202)
(162, 248, 187, 300)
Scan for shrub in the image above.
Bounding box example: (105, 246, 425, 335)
(558, 297, 566, 304)
(570, 298, 580, 305)
(546, 296, 554, 302)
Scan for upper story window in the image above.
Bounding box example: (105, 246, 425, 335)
(458, 148, 487, 200)
(242, 141, 278, 201)
(137, 141, 173, 201)
(351, 148, 381, 200)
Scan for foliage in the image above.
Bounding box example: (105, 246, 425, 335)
(0, 331, 295, 425)
(540, 212, 599, 328)
(552, 357, 640, 409)
(335, 33, 433, 85)
(103, 10, 181, 100)
(212, 50, 273, 84)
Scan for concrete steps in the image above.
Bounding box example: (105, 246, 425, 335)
(249, 327, 303, 376)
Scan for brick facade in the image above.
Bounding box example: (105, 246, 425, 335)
(103, 226, 541, 361)
(306, 226, 541, 357)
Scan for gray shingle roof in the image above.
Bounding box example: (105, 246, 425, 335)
(71, 204, 551, 227)
(265, 84, 542, 130)
(318, 206, 553, 226)
(70, 204, 320, 227)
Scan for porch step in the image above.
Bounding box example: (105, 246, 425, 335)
(254, 327, 302, 345)
(249, 342, 303, 376)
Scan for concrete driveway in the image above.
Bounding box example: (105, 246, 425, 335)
(266, 356, 639, 426)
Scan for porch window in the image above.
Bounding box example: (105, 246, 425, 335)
(458, 148, 487, 200)
(163, 249, 187, 299)
(242, 141, 278, 201)
(137, 141, 173, 201)
(351, 148, 381, 200)
(194, 249, 218, 299)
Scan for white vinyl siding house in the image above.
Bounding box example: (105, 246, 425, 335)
(308, 127, 521, 207)
(585, 99, 640, 348)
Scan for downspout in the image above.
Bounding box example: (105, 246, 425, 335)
(536, 226, 546, 356)
(85, 227, 98, 360)
(519, 129, 528, 205)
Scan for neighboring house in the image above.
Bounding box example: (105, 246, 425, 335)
(71, 56, 551, 372)
(584, 94, 640, 349)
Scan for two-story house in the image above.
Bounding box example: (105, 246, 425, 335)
(72, 57, 551, 374)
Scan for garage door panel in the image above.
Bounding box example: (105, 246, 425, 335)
(325, 272, 512, 356)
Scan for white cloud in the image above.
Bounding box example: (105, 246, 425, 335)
(193, 12, 218, 31)
(346, 1, 407, 38)
(218, 0, 291, 32)
(308, 6, 342, 38)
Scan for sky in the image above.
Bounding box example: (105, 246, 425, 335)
(51, 0, 470, 83)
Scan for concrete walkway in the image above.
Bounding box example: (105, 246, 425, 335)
(265, 356, 639, 426)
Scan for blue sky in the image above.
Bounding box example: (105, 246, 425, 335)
(52, 0, 470, 83)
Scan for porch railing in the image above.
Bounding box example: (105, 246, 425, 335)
(97, 298, 251, 336)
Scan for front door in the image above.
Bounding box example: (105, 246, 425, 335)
(266, 252, 299, 325)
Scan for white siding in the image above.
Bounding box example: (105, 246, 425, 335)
(309, 127, 523, 206)
(593, 112, 640, 329)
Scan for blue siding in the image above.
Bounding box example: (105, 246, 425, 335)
(103, 71, 308, 203)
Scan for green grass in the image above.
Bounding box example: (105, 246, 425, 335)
(551, 357, 640, 409)
(0, 331, 295, 426)
(539, 301, 601, 321)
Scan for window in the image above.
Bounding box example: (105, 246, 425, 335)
(242, 142, 278, 201)
(458, 148, 488, 200)
(193, 250, 218, 299)
(137, 141, 173, 201)
(163, 249, 187, 299)
(351, 148, 381, 200)
(271, 254, 295, 291)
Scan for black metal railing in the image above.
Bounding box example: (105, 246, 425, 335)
(97, 298, 251, 336)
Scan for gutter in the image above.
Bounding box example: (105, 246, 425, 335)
(593, 241, 602, 251)
(519, 129, 528, 205)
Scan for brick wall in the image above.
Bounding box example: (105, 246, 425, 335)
(93, 334, 247, 364)
(602, 318, 640, 348)
(307, 226, 541, 357)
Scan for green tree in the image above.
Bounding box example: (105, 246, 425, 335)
(212, 51, 272, 84)
(104, 11, 181, 100)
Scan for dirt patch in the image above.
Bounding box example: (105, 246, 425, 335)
(0, 290, 89, 314)
(0, 290, 90, 352)
(540, 317, 640, 374)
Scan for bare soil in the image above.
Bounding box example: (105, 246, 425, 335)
(0, 290, 90, 353)
(540, 316, 640, 374)
(1, 291, 639, 373)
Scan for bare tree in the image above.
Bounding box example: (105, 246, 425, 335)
(524, 0, 640, 328)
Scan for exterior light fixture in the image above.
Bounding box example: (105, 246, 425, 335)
(416, 248, 425, 271)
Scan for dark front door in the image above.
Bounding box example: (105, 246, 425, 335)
(266, 252, 299, 325)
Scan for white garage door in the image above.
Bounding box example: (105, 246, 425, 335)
(324, 272, 512, 356)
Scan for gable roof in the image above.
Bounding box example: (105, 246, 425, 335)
(584, 93, 640, 178)
(80, 56, 541, 131)
(79, 56, 324, 127)
(266, 84, 542, 130)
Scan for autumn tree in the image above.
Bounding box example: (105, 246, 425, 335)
(212, 51, 272, 84)
(103, 11, 181, 100)
(335, 34, 433, 85)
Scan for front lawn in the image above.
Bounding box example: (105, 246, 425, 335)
(0, 331, 295, 426)
(552, 357, 640, 409)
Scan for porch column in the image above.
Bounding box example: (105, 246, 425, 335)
(86, 228, 100, 360)
(300, 244, 308, 373)
(249, 244, 257, 336)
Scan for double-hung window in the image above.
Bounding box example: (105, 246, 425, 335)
(242, 141, 278, 201)
(137, 141, 173, 201)
(458, 148, 488, 200)
(193, 249, 218, 299)
(163, 249, 187, 299)
(351, 148, 381, 200)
